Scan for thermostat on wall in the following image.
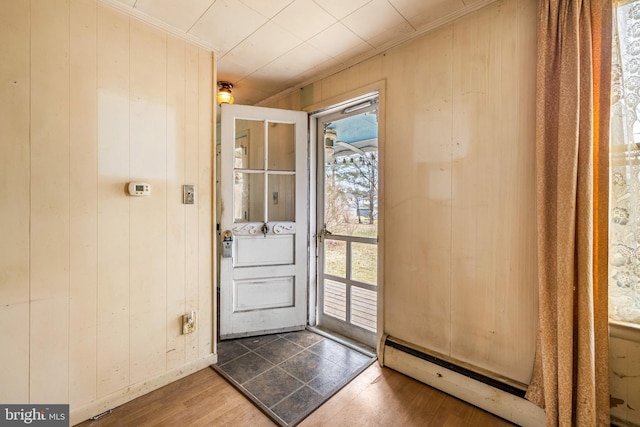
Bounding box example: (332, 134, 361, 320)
(128, 182, 151, 196)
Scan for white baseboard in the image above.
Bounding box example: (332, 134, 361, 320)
(70, 353, 218, 426)
(382, 343, 545, 427)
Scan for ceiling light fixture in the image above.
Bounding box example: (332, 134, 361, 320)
(216, 81, 235, 104)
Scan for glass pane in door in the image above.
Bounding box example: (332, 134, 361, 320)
(235, 119, 264, 170)
(324, 240, 346, 277)
(351, 242, 377, 285)
(267, 174, 295, 222)
(268, 122, 295, 171)
(324, 157, 378, 237)
(234, 172, 264, 222)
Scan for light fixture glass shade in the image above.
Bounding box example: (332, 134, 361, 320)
(216, 90, 234, 104)
(217, 81, 235, 104)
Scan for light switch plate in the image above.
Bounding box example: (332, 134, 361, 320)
(183, 185, 195, 204)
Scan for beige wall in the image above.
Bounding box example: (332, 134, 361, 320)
(0, 0, 214, 423)
(267, 0, 537, 385)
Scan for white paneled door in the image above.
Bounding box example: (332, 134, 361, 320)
(219, 104, 308, 339)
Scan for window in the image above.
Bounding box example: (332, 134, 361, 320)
(610, 0, 640, 325)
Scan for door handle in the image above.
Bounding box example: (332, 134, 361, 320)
(222, 230, 233, 258)
(318, 224, 332, 243)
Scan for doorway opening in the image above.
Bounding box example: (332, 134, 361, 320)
(313, 95, 379, 348)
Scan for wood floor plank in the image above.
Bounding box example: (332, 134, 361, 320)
(76, 363, 516, 427)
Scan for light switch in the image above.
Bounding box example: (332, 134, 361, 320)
(183, 185, 195, 204)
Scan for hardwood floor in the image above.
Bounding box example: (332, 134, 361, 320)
(76, 363, 516, 427)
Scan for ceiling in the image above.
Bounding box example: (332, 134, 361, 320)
(102, 0, 493, 105)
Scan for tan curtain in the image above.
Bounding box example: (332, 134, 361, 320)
(525, 0, 612, 426)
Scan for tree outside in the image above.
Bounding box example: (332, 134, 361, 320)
(323, 150, 378, 285)
(324, 151, 378, 236)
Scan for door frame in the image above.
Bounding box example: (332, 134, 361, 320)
(304, 81, 386, 355)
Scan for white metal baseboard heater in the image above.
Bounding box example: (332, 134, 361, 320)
(382, 336, 545, 427)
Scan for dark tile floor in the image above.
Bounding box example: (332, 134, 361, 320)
(212, 330, 376, 426)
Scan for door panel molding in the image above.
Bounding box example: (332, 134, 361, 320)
(234, 235, 294, 266)
(233, 276, 295, 311)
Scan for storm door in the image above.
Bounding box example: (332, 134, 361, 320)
(315, 97, 379, 347)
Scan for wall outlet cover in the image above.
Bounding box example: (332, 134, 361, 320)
(182, 311, 196, 334)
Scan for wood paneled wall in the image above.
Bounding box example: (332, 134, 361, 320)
(0, 0, 214, 421)
(266, 0, 537, 385)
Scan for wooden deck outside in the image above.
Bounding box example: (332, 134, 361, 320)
(324, 279, 377, 332)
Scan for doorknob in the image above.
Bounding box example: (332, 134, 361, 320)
(222, 230, 233, 258)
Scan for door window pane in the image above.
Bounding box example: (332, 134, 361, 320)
(235, 119, 264, 170)
(234, 172, 264, 222)
(268, 122, 295, 171)
(267, 174, 295, 222)
(324, 240, 346, 277)
(351, 242, 377, 285)
(324, 152, 378, 237)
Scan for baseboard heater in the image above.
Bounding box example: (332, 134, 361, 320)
(382, 336, 545, 427)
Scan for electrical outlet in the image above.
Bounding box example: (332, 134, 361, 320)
(182, 311, 196, 334)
